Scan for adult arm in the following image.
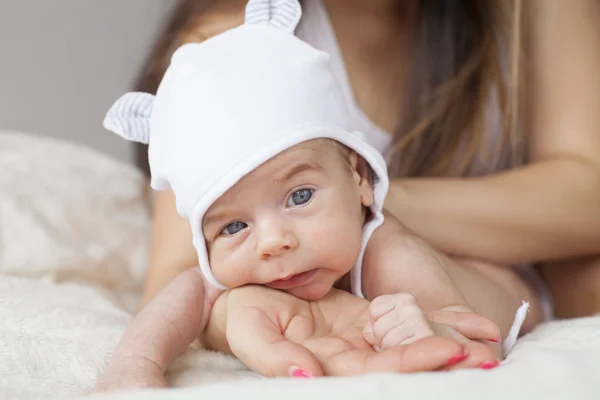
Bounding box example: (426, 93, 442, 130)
(95, 269, 210, 392)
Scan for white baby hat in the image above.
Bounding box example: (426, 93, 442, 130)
(102, 0, 389, 297)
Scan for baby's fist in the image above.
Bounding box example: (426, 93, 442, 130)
(363, 293, 435, 351)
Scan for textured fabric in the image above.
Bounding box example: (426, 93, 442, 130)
(102, 0, 389, 292)
(103, 92, 154, 145)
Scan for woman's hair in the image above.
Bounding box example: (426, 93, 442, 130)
(391, 0, 525, 177)
(133, 0, 525, 179)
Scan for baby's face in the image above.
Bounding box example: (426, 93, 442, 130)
(202, 139, 374, 300)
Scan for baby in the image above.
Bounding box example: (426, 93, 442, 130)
(95, 0, 523, 391)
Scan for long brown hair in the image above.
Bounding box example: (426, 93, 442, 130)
(390, 0, 524, 177)
(133, 0, 524, 179)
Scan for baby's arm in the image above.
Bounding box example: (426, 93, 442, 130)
(94, 268, 219, 392)
(363, 212, 465, 309)
(361, 213, 501, 355)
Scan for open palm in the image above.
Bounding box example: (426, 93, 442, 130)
(204, 286, 471, 377)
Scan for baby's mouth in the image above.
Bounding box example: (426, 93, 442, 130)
(266, 269, 318, 290)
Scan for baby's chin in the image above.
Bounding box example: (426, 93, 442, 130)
(287, 281, 335, 301)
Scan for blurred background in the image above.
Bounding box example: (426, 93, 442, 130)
(0, 0, 175, 164)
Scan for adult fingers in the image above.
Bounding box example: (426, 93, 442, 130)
(226, 306, 323, 378)
(324, 336, 465, 375)
(428, 310, 501, 342)
(443, 340, 500, 371)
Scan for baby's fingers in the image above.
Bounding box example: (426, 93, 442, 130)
(369, 295, 397, 320)
(372, 306, 434, 350)
(362, 321, 379, 349)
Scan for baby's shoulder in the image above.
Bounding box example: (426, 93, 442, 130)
(360, 213, 415, 297)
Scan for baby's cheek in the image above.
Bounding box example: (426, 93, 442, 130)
(209, 243, 250, 288)
(310, 218, 363, 263)
(309, 225, 332, 244)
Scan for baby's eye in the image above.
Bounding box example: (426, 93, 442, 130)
(220, 221, 247, 235)
(286, 189, 314, 207)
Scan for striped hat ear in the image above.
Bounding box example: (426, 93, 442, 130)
(244, 0, 302, 33)
(103, 92, 155, 144)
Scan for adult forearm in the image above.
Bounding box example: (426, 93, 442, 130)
(385, 158, 600, 265)
(141, 188, 200, 309)
(202, 291, 233, 355)
(110, 269, 209, 372)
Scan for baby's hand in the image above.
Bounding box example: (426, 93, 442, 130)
(363, 293, 437, 351)
(363, 292, 503, 364)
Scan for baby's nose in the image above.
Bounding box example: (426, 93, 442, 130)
(256, 222, 298, 261)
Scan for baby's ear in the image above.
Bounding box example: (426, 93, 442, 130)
(349, 151, 375, 208)
(103, 92, 155, 144)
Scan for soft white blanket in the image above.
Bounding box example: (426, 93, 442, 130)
(1, 131, 599, 400)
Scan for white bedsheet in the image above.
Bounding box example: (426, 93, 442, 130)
(1, 131, 599, 400)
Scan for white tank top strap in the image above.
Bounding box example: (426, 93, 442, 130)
(295, 0, 392, 155)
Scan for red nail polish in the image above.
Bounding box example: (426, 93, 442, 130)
(447, 352, 469, 366)
(487, 337, 502, 343)
(480, 360, 500, 370)
(291, 368, 312, 378)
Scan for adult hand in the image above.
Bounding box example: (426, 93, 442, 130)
(204, 286, 471, 377)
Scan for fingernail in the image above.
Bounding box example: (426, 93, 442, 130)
(290, 367, 312, 378)
(487, 337, 502, 343)
(480, 360, 501, 370)
(447, 351, 469, 366)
